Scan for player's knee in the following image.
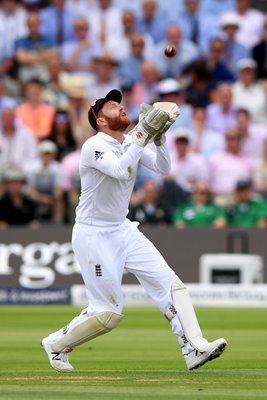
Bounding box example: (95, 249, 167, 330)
(96, 311, 123, 331)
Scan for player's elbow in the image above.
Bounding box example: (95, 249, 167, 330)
(112, 166, 133, 180)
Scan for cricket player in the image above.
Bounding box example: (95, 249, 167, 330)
(42, 89, 227, 372)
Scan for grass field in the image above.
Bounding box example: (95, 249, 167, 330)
(0, 305, 266, 400)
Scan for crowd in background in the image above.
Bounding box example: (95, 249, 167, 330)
(1, 0, 267, 228)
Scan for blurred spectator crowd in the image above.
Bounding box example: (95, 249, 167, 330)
(1, 0, 267, 228)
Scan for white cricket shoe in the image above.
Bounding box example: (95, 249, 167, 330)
(41, 338, 74, 372)
(184, 338, 227, 371)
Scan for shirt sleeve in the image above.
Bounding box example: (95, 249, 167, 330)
(84, 142, 144, 180)
(139, 142, 171, 175)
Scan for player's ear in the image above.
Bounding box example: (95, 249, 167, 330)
(96, 116, 107, 127)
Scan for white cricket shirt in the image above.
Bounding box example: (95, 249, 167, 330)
(75, 132, 170, 226)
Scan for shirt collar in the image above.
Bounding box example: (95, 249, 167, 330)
(97, 131, 130, 146)
(97, 131, 117, 142)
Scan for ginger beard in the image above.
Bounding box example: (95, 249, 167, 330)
(102, 110, 131, 131)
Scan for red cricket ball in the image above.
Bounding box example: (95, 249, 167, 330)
(164, 46, 176, 58)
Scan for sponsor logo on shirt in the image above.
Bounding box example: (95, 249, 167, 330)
(95, 150, 104, 160)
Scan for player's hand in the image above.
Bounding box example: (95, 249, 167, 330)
(153, 102, 180, 123)
(131, 106, 169, 147)
(152, 102, 180, 146)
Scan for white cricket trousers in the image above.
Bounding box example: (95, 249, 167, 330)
(72, 218, 177, 316)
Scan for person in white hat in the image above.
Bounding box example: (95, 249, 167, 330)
(219, 11, 250, 77)
(231, 58, 267, 125)
(156, 78, 193, 149)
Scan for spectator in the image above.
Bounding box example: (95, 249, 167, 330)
(254, 138, 267, 199)
(169, 127, 209, 196)
(0, 167, 39, 228)
(232, 58, 267, 125)
(60, 133, 90, 223)
(41, 53, 70, 111)
(206, 83, 236, 135)
(128, 179, 171, 225)
(219, 11, 250, 77)
(0, 0, 27, 53)
(86, 51, 120, 100)
(87, 0, 123, 48)
(252, 13, 267, 79)
(136, 0, 167, 44)
(132, 60, 160, 105)
(209, 127, 255, 206)
(119, 80, 139, 130)
(60, 16, 102, 73)
(108, 8, 155, 61)
(48, 110, 76, 161)
(40, 0, 76, 46)
(156, 77, 194, 132)
(0, 106, 38, 174)
(206, 37, 235, 84)
(226, 179, 267, 228)
(236, 108, 267, 159)
(176, 0, 219, 55)
(155, 23, 199, 79)
(235, 0, 265, 49)
(61, 73, 93, 140)
(24, 140, 64, 224)
(173, 181, 227, 228)
(183, 59, 215, 108)
(133, 161, 161, 195)
(15, 11, 57, 85)
(0, 32, 15, 81)
(16, 78, 56, 140)
(190, 107, 224, 158)
(118, 32, 146, 84)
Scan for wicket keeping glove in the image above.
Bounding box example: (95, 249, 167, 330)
(152, 102, 180, 146)
(131, 105, 169, 147)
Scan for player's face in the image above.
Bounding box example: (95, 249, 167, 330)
(100, 101, 131, 131)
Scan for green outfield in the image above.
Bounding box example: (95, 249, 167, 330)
(0, 305, 266, 400)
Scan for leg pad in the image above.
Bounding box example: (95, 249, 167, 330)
(51, 311, 122, 352)
(171, 276, 208, 352)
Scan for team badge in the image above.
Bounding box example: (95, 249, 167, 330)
(95, 264, 102, 277)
